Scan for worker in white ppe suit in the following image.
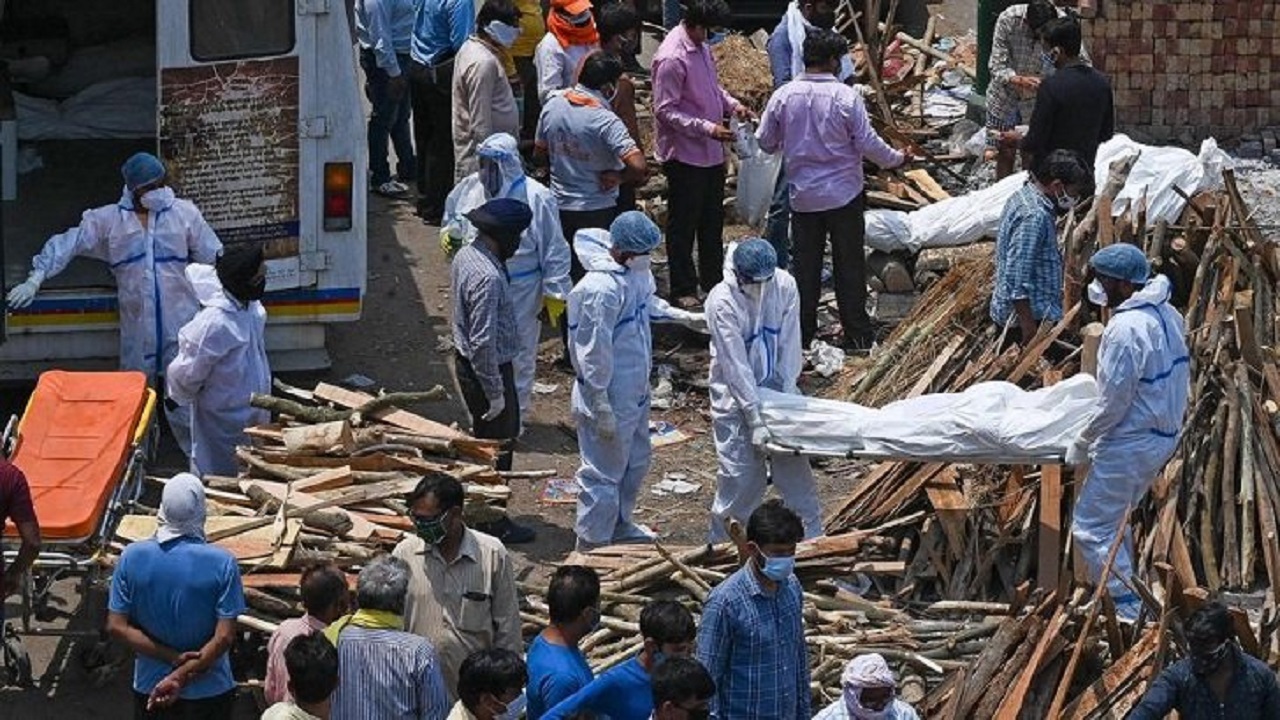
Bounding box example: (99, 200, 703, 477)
(1067, 243, 1189, 622)
(705, 238, 823, 542)
(167, 243, 272, 478)
(442, 132, 572, 415)
(5, 152, 221, 458)
(568, 211, 706, 550)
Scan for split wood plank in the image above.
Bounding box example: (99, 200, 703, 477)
(923, 468, 967, 560)
(293, 465, 355, 493)
(312, 382, 471, 442)
(1062, 628, 1160, 720)
(1037, 464, 1064, 591)
(993, 603, 1065, 720)
(903, 168, 950, 202)
(116, 516, 301, 568)
(241, 572, 356, 590)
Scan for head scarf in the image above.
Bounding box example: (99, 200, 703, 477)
(466, 197, 534, 246)
(216, 242, 266, 303)
(548, 0, 599, 48)
(842, 654, 897, 720)
(155, 473, 207, 543)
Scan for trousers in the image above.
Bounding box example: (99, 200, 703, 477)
(791, 193, 870, 347)
(408, 58, 455, 219)
(663, 160, 726, 298)
(454, 352, 520, 471)
(360, 49, 416, 186)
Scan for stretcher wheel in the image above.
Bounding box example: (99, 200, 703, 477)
(1, 626, 32, 688)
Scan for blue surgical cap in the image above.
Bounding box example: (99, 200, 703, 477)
(610, 211, 661, 253)
(1089, 243, 1149, 285)
(732, 238, 777, 281)
(121, 152, 166, 190)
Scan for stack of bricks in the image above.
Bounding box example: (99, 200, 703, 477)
(1082, 1, 1280, 142)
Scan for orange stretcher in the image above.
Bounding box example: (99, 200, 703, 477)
(1, 371, 156, 686)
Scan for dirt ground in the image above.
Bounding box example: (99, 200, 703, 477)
(0, 3, 975, 716)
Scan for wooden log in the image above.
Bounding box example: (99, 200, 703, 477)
(1080, 322, 1104, 376)
(1239, 364, 1257, 588)
(244, 484, 356, 538)
(893, 31, 976, 78)
(993, 603, 1065, 720)
(1037, 464, 1064, 592)
(1222, 368, 1242, 587)
(283, 421, 356, 455)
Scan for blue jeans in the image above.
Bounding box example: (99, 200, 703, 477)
(764, 162, 791, 269)
(663, 0, 682, 30)
(360, 50, 416, 186)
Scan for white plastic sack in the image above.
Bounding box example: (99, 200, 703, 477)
(758, 374, 1099, 460)
(1094, 134, 1233, 225)
(17, 77, 156, 141)
(733, 119, 782, 228)
(865, 171, 1029, 253)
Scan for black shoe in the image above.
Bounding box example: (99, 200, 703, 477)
(417, 203, 443, 225)
(475, 516, 537, 545)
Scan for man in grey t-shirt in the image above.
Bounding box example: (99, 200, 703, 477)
(535, 52, 646, 280)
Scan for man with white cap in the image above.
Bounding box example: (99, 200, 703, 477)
(443, 132, 572, 417)
(4, 152, 222, 458)
(1067, 243, 1189, 622)
(107, 473, 246, 716)
(814, 654, 920, 719)
(704, 238, 822, 543)
(568, 211, 704, 550)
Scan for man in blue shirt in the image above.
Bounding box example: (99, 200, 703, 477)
(356, 0, 419, 198)
(544, 600, 698, 720)
(409, 0, 477, 222)
(527, 566, 600, 718)
(989, 148, 1092, 346)
(1130, 602, 1280, 720)
(107, 473, 246, 717)
(697, 499, 809, 720)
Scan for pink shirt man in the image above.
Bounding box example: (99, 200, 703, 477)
(264, 614, 329, 705)
(651, 23, 744, 168)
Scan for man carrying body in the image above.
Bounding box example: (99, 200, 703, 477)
(535, 52, 646, 281)
(453, 0, 523, 180)
(393, 473, 523, 698)
(1066, 243, 1190, 622)
(443, 132, 572, 418)
(1021, 15, 1113, 170)
(705, 239, 822, 542)
(697, 500, 809, 719)
(652, 0, 751, 307)
(757, 28, 904, 351)
(5, 152, 221, 457)
(355, 0, 418, 198)
(568, 212, 704, 551)
(449, 198, 534, 473)
(534, 0, 600, 104)
(166, 243, 272, 478)
(989, 149, 1092, 346)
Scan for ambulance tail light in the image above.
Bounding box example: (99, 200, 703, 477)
(324, 162, 353, 231)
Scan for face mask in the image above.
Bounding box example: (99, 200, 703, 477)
(140, 186, 175, 212)
(566, 9, 593, 26)
(487, 20, 521, 48)
(241, 275, 267, 302)
(617, 34, 639, 54)
(1054, 188, 1077, 215)
(481, 162, 505, 197)
(709, 30, 728, 45)
(1191, 640, 1230, 676)
(1086, 278, 1108, 307)
(495, 692, 527, 720)
(626, 255, 651, 273)
(412, 511, 450, 545)
(754, 547, 795, 582)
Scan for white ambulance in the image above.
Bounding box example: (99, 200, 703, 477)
(0, 0, 367, 377)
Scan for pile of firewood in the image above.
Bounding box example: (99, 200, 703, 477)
(112, 380, 549, 630)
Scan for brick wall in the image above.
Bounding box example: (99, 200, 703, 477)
(1082, 1, 1280, 142)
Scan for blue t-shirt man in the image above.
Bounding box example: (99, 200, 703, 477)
(543, 656, 654, 720)
(527, 634, 595, 719)
(108, 536, 246, 700)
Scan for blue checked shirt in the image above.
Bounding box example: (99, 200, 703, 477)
(1128, 645, 1280, 720)
(451, 242, 518, 402)
(990, 182, 1062, 327)
(696, 564, 810, 720)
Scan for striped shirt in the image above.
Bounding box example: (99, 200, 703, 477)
(393, 529, 523, 700)
(986, 4, 1091, 130)
(330, 625, 450, 720)
(451, 242, 518, 402)
(990, 182, 1062, 326)
(264, 614, 327, 704)
(696, 564, 810, 720)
